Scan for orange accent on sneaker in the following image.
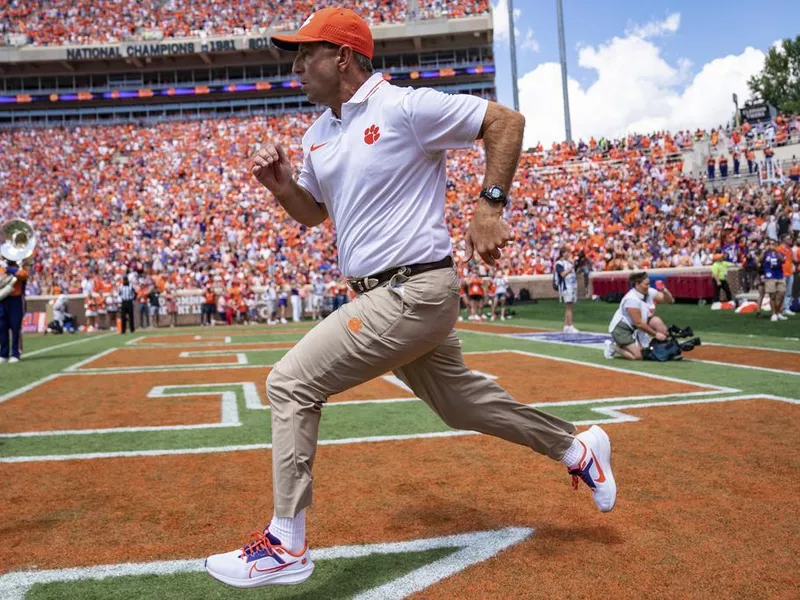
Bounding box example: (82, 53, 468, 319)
(591, 449, 606, 483)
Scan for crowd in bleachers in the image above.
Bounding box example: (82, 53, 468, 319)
(0, 0, 490, 46)
(1, 109, 799, 314)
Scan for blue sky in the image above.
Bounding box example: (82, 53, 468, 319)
(492, 0, 800, 144)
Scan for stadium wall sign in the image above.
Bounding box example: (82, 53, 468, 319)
(65, 41, 237, 61)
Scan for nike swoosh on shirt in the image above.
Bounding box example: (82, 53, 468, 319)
(310, 142, 329, 152)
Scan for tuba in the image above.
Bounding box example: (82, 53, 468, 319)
(0, 219, 37, 301)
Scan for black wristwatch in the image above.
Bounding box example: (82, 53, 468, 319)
(479, 185, 508, 207)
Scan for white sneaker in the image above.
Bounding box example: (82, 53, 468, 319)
(771, 314, 780, 322)
(563, 325, 570, 333)
(783, 310, 795, 317)
(778, 314, 788, 321)
(206, 528, 314, 588)
(8, 357, 19, 364)
(603, 339, 616, 360)
(568, 425, 617, 512)
(569, 326, 581, 333)
(280, 318, 287, 324)
(0, 357, 6, 364)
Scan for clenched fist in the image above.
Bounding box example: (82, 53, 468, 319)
(464, 202, 513, 265)
(252, 144, 292, 196)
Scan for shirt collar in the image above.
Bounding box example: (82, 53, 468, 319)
(344, 72, 386, 106)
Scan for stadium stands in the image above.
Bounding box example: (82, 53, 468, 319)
(1, 108, 798, 300)
(1, 0, 491, 46)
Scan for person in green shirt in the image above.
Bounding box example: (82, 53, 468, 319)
(711, 253, 735, 302)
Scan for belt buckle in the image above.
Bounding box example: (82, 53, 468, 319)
(348, 278, 364, 294)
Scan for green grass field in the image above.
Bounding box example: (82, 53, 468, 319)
(0, 300, 798, 598)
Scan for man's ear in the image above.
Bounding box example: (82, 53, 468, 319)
(337, 45, 354, 72)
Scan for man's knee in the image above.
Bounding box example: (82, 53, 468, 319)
(267, 365, 293, 407)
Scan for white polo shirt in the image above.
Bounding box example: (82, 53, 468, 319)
(297, 72, 489, 278)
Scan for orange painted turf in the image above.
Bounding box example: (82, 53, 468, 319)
(689, 345, 800, 373)
(1, 399, 797, 597)
(79, 344, 295, 369)
(455, 322, 550, 334)
(135, 330, 309, 344)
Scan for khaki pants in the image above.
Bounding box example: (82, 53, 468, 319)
(267, 266, 576, 517)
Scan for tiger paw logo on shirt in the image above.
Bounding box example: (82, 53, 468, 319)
(364, 124, 380, 145)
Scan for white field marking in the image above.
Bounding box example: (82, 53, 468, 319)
(124, 340, 299, 349)
(66, 356, 253, 374)
(178, 348, 289, 358)
(0, 527, 533, 600)
(504, 349, 737, 394)
(570, 393, 800, 426)
(63, 348, 118, 372)
(61, 364, 274, 376)
(0, 421, 241, 438)
(0, 389, 242, 439)
(149, 386, 240, 425)
(8, 393, 797, 463)
(0, 430, 476, 462)
(703, 342, 800, 355)
(23, 333, 115, 358)
(683, 358, 800, 377)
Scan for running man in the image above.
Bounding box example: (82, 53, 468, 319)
(205, 8, 617, 589)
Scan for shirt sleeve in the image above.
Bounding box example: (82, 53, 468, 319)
(647, 288, 659, 302)
(402, 87, 489, 154)
(297, 149, 323, 205)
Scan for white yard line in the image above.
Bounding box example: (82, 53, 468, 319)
(24, 333, 114, 357)
(703, 342, 800, 355)
(684, 358, 800, 377)
(0, 527, 533, 600)
(506, 349, 735, 393)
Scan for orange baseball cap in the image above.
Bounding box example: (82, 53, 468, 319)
(271, 8, 374, 59)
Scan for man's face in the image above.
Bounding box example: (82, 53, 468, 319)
(293, 43, 341, 105)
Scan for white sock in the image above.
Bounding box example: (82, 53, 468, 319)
(560, 437, 584, 468)
(269, 509, 306, 553)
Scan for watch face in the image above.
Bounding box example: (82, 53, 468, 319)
(490, 187, 502, 199)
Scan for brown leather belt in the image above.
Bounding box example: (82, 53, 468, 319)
(347, 256, 453, 294)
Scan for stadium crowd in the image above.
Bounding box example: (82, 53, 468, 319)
(0, 0, 490, 46)
(1, 108, 799, 319)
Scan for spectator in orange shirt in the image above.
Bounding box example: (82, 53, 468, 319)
(777, 234, 796, 316)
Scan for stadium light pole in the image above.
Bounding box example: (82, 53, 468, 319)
(556, 0, 573, 142)
(507, 0, 520, 112)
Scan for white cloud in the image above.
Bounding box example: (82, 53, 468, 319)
(493, 0, 538, 52)
(625, 13, 681, 39)
(520, 28, 539, 53)
(492, 0, 519, 43)
(517, 16, 766, 146)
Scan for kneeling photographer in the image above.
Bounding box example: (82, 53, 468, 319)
(605, 271, 674, 360)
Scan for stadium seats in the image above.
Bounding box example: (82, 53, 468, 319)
(1, 108, 799, 296)
(1, 0, 490, 46)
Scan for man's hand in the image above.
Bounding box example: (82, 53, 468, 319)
(655, 331, 667, 342)
(464, 201, 513, 265)
(252, 144, 293, 196)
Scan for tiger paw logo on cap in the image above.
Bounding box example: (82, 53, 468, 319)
(364, 124, 380, 145)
